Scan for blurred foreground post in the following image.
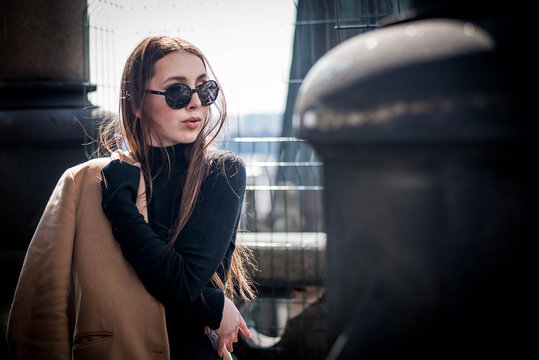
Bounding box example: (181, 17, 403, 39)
(295, 2, 532, 359)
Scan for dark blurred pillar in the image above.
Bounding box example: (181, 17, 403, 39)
(296, 1, 532, 359)
(0, 0, 89, 82)
(0, 0, 97, 342)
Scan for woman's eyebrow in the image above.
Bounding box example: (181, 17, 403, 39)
(162, 73, 207, 84)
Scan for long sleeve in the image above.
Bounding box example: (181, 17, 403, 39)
(101, 155, 245, 329)
(7, 169, 78, 360)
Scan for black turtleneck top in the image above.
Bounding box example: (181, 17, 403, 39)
(100, 143, 246, 359)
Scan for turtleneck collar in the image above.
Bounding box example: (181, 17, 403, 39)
(149, 142, 189, 176)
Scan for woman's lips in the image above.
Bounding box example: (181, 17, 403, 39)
(183, 117, 201, 129)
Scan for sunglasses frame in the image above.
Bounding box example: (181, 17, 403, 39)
(145, 79, 219, 110)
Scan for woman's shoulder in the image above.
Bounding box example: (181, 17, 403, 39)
(208, 150, 245, 174)
(206, 150, 246, 188)
(208, 149, 243, 163)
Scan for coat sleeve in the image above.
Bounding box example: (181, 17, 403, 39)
(7, 168, 78, 360)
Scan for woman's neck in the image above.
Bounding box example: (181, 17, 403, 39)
(149, 142, 189, 175)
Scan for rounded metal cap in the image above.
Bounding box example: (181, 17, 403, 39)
(294, 18, 521, 147)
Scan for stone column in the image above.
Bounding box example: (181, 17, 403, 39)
(0, 2, 98, 358)
(0, 0, 88, 82)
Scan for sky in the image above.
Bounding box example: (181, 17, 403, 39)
(87, 0, 297, 117)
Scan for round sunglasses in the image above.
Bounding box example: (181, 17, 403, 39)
(145, 80, 219, 110)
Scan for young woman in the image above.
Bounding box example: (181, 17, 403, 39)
(99, 35, 256, 359)
(7, 35, 255, 360)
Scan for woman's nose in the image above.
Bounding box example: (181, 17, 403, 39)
(187, 92, 202, 109)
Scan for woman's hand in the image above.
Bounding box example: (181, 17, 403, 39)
(100, 150, 145, 225)
(210, 296, 252, 357)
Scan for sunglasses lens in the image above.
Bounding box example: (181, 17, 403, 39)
(197, 80, 219, 106)
(161, 80, 219, 109)
(166, 83, 192, 109)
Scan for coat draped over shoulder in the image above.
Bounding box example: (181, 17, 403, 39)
(7, 158, 170, 360)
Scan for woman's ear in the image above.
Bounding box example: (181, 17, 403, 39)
(132, 100, 142, 119)
(125, 90, 142, 118)
(133, 106, 141, 119)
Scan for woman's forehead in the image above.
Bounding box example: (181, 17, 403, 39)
(152, 51, 206, 83)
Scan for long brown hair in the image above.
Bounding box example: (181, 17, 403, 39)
(99, 36, 255, 301)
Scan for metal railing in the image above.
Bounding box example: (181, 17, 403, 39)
(220, 133, 327, 358)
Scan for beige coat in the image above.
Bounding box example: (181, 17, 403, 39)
(7, 158, 170, 359)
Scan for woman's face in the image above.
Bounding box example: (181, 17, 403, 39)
(145, 51, 209, 146)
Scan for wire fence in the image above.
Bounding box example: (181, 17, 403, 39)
(228, 136, 326, 358)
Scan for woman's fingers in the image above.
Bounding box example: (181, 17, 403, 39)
(226, 335, 234, 353)
(111, 150, 141, 168)
(215, 297, 251, 355)
(216, 335, 226, 358)
(238, 314, 252, 339)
